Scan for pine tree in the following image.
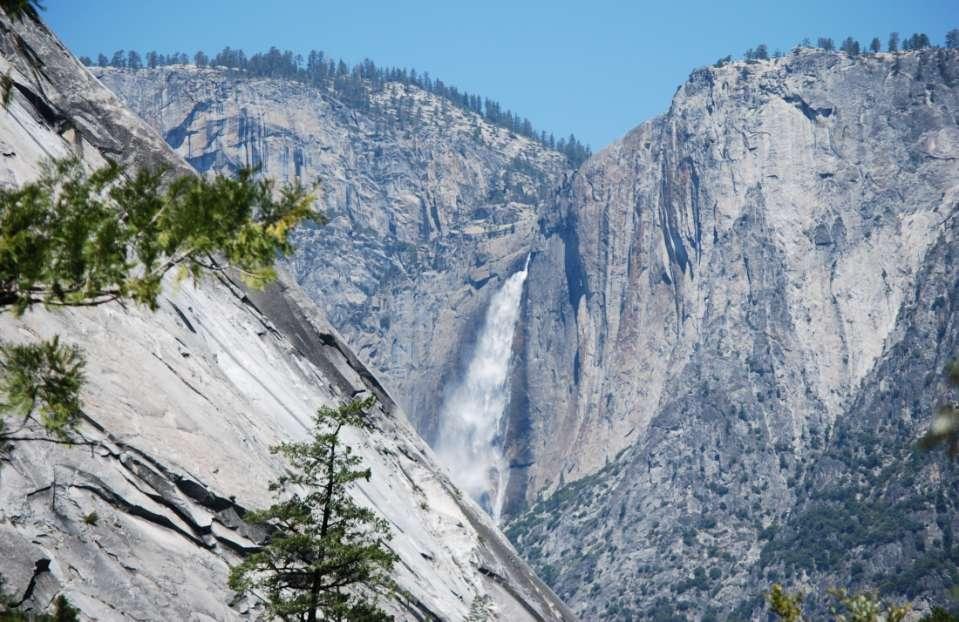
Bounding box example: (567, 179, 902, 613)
(870, 37, 881, 53)
(126, 50, 142, 70)
(228, 397, 398, 622)
(888, 32, 900, 52)
(903, 33, 931, 51)
(0, 337, 84, 440)
(948, 29, 959, 49)
(818, 37, 835, 52)
(713, 55, 732, 68)
(96, 53, 108, 67)
(840, 37, 861, 56)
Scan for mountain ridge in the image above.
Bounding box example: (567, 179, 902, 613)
(83, 45, 592, 167)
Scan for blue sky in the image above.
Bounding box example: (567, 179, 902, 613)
(44, 1, 956, 150)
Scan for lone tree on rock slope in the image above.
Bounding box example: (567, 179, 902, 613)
(228, 396, 398, 622)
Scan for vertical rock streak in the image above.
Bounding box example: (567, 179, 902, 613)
(436, 259, 529, 521)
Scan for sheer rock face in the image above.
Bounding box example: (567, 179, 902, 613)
(89, 40, 959, 617)
(0, 11, 574, 621)
(505, 49, 959, 617)
(95, 66, 569, 443)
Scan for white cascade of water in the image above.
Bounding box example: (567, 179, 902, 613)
(435, 258, 529, 521)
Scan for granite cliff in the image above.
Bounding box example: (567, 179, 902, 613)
(0, 9, 574, 621)
(505, 47, 959, 618)
(95, 65, 569, 446)
(98, 40, 959, 619)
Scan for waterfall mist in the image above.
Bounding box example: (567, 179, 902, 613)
(435, 259, 529, 521)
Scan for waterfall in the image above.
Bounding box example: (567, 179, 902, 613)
(435, 258, 529, 521)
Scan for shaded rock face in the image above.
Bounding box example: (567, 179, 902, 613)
(0, 10, 574, 621)
(95, 66, 569, 444)
(505, 48, 959, 618)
